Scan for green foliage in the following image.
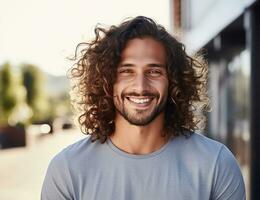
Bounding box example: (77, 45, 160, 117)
(0, 63, 16, 111)
(21, 64, 49, 122)
(22, 64, 41, 105)
(0, 63, 33, 127)
(0, 63, 19, 125)
(0, 62, 72, 127)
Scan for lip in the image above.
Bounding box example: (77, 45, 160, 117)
(125, 96, 155, 109)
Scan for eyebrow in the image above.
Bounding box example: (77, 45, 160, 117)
(119, 63, 166, 68)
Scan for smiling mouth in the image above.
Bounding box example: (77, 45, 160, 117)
(126, 97, 154, 105)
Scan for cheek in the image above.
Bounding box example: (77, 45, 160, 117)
(113, 82, 125, 100)
(153, 79, 169, 96)
(113, 79, 129, 94)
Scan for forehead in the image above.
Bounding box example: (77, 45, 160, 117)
(120, 37, 166, 64)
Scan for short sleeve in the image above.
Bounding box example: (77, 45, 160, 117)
(211, 145, 246, 200)
(41, 153, 74, 200)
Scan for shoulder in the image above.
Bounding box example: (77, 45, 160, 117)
(169, 132, 241, 173)
(169, 132, 245, 199)
(188, 132, 223, 148)
(50, 135, 99, 165)
(41, 137, 96, 199)
(172, 132, 225, 158)
(182, 133, 245, 199)
(185, 133, 240, 168)
(43, 136, 99, 186)
(46, 136, 88, 169)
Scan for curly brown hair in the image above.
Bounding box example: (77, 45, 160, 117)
(69, 16, 210, 143)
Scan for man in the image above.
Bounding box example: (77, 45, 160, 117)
(41, 16, 246, 200)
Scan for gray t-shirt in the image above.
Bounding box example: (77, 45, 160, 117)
(41, 133, 246, 200)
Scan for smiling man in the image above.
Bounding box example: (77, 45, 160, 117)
(41, 16, 246, 200)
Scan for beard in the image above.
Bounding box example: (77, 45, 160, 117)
(114, 91, 168, 126)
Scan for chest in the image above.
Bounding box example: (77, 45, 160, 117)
(70, 159, 212, 200)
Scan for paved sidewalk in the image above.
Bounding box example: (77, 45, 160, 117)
(0, 129, 85, 200)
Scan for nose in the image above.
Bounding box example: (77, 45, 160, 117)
(131, 73, 149, 94)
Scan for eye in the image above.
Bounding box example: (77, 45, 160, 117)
(119, 69, 133, 74)
(117, 68, 134, 76)
(147, 69, 162, 77)
(119, 69, 132, 73)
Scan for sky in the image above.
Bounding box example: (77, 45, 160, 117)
(0, 0, 171, 76)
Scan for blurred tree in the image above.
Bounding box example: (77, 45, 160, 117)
(0, 63, 31, 148)
(0, 63, 32, 127)
(0, 63, 19, 126)
(21, 64, 49, 123)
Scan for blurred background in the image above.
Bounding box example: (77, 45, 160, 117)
(0, 0, 259, 199)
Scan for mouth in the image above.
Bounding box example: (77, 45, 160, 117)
(125, 96, 155, 108)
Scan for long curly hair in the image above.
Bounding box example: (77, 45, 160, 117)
(69, 16, 210, 143)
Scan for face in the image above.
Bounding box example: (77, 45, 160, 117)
(113, 37, 169, 126)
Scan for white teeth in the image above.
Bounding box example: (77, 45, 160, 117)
(128, 98, 151, 104)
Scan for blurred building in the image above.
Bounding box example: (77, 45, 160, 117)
(172, 0, 260, 199)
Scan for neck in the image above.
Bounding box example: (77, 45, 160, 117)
(109, 112, 168, 155)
